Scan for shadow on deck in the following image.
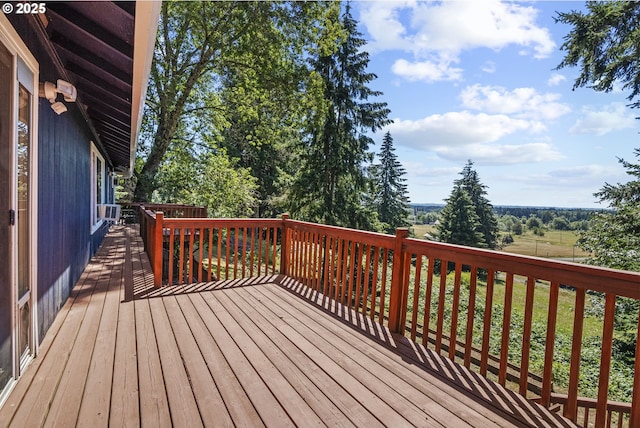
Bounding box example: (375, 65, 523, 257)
(0, 226, 575, 427)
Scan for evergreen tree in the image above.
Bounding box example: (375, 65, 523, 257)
(578, 150, 640, 272)
(454, 160, 500, 249)
(437, 185, 485, 247)
(371, 132, 410, 233)
(289, 3, 391, 230)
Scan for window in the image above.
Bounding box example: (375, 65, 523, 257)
(90, 143, 105, 233)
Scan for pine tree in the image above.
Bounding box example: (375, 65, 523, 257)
(289, 3, 391, 230)
(454, 160, 500, 249)
(371, 132, 410, 233)
(437, 185, 485, 247)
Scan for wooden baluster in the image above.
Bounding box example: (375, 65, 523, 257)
(233, 227, 240, 279)
(422, 257, 435, 347)
(449, 262, 463, 360)
(153, 212, 163, 287)
(340, 240, 349, 304)
(249, 227, 255, 277)
(355, 243, 364, 312)
(257, 227, 263, 276)
(370, 247, 380, 321)
(168, 224, 175, 286)
(197, 226, 204, 282)
(435, 261, 448, 354)
(311, 232, 318, 290)
(272, 226, 277, 275)
(464, 266, 478, 368)
(583, 408, 590, 428)
(242, 227, 248, 278)
(410, 255, 423, 342)
(519, 276, 536, 396)
(207, 227, 213, 282)
(362, 245, 372, 316)
(499, 273, 514, 386)
(400, 252, 412, 332)
(225, 228, 231, 280)
(480, 270, 495, 377)
(566, 287, 586, 421)
(630, 305, 640, 428)
(322, 236, 330, 296)
(379, 249, 389, 325)
(335, 238, 344, 302)
(178, 228, 185, 285)
(306, 231, 313, 288)
(188, 226, 195, 283)
(595, 293, 617, 428)
(541, 281, 560, 407)
(347, 241, 356, 309)
(216, 228, 222, 281)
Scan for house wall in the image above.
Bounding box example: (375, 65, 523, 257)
(7, 16, 113, 342)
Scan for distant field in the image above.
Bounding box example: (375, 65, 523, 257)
(410, 224, 591, 260)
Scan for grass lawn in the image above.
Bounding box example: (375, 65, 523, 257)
(410, 224, 591, 260)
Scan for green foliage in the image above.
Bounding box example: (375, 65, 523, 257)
(556, 1, 640, 109)
(578, 151, 640, 271)
(370, 132, 410, 233)
(437, 185, 485, 247)
(134, 1, 328, 205)
(288, 3, 391, 230)
(154, 143, 257, 217)
(437, 161, 499, 249)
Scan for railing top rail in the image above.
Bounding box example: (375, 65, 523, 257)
(404, 237, 640, 299)
(285, 219, 396, 249)
(161, 217, 282, 228)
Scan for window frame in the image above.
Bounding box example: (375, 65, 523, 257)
(90, 142, 106, 234)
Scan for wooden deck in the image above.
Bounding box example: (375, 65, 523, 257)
(0, 226, 576, 427)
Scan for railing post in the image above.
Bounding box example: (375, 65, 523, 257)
(388, 228, 409, 333)
(280, 214, 290, 275)
(153, 212, 163, 287)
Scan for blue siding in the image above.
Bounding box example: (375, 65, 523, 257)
(8, 16, 115, 342)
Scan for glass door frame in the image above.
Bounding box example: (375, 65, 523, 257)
(0, 13, 39, 403)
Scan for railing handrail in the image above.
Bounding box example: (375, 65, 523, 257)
(403, 236, 640, 299)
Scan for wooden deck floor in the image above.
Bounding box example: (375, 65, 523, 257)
(0, 226, 577, 427)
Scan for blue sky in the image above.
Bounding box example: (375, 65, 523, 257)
(352, 1, 639, 208)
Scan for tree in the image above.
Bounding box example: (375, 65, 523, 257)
(454, 161, 500, 249)
(288, 3, 391, 230)
(371, 132, 410, 233)
(556, 2, 640, 109)
(578, 150, 640, 272)
(134, 1, 326, 202)
(437, 185, 485, 247)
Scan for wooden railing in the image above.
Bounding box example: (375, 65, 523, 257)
(138, 210, 640, 427)
(139, 208, 282, 286)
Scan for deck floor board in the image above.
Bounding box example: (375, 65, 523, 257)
(0, 226, 577, 427)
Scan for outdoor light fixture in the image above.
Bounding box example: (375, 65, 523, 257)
(39, 79, 77, 115)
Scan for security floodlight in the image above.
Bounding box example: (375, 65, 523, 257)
(38, 79, 77, 115)
(56, 79, 77, 102)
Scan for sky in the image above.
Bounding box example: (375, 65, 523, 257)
(351, 1, 639, 208)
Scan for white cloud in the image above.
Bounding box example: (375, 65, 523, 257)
(460, 84, 571, 120)
(434, 142, 564, 164)
(569, 103, 637, 136)
(388, 111, 545, 149)
(391, 59, 463, 82)
(547, 73, 567, 87)
(359, 1, 555, 82)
